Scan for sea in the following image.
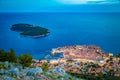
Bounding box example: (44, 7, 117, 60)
(0, 12, 120, 59)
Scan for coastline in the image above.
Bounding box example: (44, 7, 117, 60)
(20, 32, 50, 38)
(0, 45, 120, 80)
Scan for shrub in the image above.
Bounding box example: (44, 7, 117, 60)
(6, 49, 17, 62)
(19, 53, 32, 67)
(0, 49, 5, 62)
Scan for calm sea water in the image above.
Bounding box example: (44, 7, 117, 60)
(0, 12, 120, 59)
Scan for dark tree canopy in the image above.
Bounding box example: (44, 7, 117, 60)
(0, 49, 5, 61)
(0, 49, 17, 62)
(19, 53, 32, 67)
(6, 49, 17, 62)
(11, 23, 50, 37)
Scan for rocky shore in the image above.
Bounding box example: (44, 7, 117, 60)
(1, 45, 120, 80)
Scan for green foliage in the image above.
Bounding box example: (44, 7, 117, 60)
(19, 53, 32, 67)
(57, 75, 66, 79)
(11, 23, 50, 37)
(87, 62, 99, 68)
(0, 49, 5, 62)
(69, 72, 120, 80)
(6, 49, 17, 62)
(0, 49, 17, 62)
(48, 74, 56, 80)
(0, 49, 33, 68)
(0, 64, 5, 69)
(69, 73, 98, 80)
(66, 59, 74, 63)
(41, 62, 49, 72)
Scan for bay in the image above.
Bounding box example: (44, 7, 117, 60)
(0, 12, 120, 59)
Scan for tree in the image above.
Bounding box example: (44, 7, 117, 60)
(41, 62, 49, 72)
(19, 53, 32, 67)
(6, 49, 17, 62)
(0, 49, 5, 61)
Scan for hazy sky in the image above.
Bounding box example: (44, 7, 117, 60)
(0, 0, 120, 12)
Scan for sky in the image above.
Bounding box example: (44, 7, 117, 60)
(0, 0, 120, 12)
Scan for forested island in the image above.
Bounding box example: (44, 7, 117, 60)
(11, 23, 50, 38)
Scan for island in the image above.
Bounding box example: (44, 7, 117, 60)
(11, 23, 50, 38)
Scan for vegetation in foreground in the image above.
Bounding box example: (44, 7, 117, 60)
(0, 49, 120, 80)
(0, 49, 32, 67)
